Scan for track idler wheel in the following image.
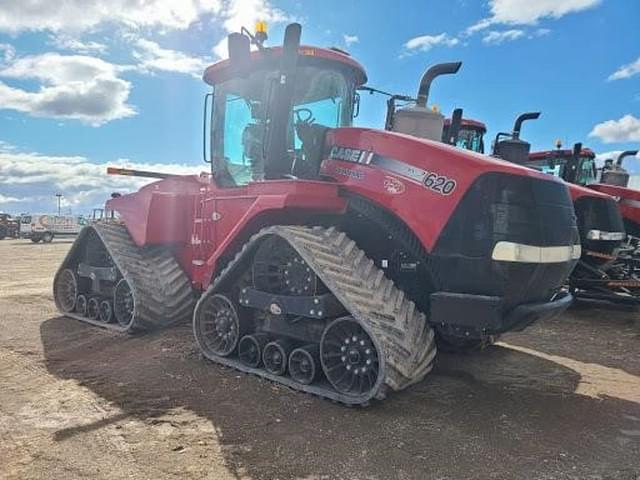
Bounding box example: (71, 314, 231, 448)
(263, 339, 294, 376)
(113, 278, 134, 328)
(288, 345, 320, 385)
(54, 268, 77, 313)
(238, 333, 269, 368)
(320, 317, 381, 397)
(87, 297, 99, 320)
(194, 294, 241, 357)
(76, 294, 88, 316)
(99, 300, 114, 323)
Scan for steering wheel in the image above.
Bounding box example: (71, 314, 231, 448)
(294, 108, 315, 124)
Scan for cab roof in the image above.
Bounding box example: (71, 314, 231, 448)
(203, 45, 367, 86)
(444, 117, 487, 132)
(529, 148, 596, 161)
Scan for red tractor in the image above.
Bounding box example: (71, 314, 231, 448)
(449, 112, 638, 305)
(53, 24, 580, 405)
(589, 150, 640, 239)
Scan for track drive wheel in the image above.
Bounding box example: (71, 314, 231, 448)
(253, 236, 318, 295)
(54, 268, 77, 313)
(320, 317, 382, 397)
(113, 279, 134, 328)
(194, 294, 242, 357)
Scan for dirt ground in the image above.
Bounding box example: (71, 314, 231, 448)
(0, 238, 639, 480)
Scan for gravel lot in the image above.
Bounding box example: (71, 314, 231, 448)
(1, 238, 639, 480)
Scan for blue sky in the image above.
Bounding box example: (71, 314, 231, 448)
(0, 0, 639, 214)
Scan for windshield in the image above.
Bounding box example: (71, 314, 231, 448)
(211, 65, 353, 186)
(527, 155, 597, 185)
(21, 215, 31, 224)
(455, 127, 485, 153)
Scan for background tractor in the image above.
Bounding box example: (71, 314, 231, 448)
(0, 213, 20, 240)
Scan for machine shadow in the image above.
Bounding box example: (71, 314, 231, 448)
(40, 316, 639, 480)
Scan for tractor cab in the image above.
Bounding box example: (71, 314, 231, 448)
(442, 118, 486, 153)
(527, 144, 598, 186)
(203, 24, 366, 185)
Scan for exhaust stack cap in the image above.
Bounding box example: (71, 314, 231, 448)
(416, 62, 462, 107)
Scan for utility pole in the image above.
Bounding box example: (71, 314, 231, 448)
(56, 194, 63, 216)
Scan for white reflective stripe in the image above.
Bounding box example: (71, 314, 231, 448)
(492, 242, 582, 263)
(586, 230, 627, 241)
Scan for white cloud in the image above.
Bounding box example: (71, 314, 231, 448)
(0, 193, 21, 204)
(49, 35, 108, 55)
(467, 0, 600, 33)
(343, 34, 359, 46)
(0, 0, 222, 33)
(0, 53, 135, 125)
(482, 29, 525, 45)
(0, 145, 202, 213)
(0, 43, 14, 63)
(212, 0, 291, 58)
(403, 33, 459, 55)
(589, 114, 640, 143)
(133, 39, 211, 78)
(608, 57, 640, 81)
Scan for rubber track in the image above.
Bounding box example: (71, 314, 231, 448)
(54, 223, 195, 333)
(194, 225, 437, 405)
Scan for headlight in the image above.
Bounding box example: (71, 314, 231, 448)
(586, 230, 626, 241)
(492, 242, 581, 263)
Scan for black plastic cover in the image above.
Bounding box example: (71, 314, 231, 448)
(432, 172, 579, 310)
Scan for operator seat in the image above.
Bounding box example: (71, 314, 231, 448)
(293, 123, 330, 179)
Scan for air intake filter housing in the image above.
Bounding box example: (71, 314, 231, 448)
(391, 105, 444, 142)
(494, 138, 531, 165)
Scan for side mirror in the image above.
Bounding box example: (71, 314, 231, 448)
(353, 92, 361, 118)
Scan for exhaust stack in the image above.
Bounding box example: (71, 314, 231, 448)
(416, 62, 462, 107)
(390, 62, 462, 141)
(617, 150, 638, 167)
(493, 112, 540, 164)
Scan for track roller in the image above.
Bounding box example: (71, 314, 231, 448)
(194, 294, 241, 357)
(99, 300, 114, 323)
(76, 295, 88, 316)
(320, 317, 381, 396)
(54, 268, 77, 313)
(87, 297, 99, 320)
(288, 345, 319, 385)
(238, 333, 269, 368)
(263, 339, 294, 376)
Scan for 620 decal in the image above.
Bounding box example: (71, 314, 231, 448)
(423, 172, 456, 195)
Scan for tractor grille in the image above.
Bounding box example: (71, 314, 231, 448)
(431, 172, 579, 309)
